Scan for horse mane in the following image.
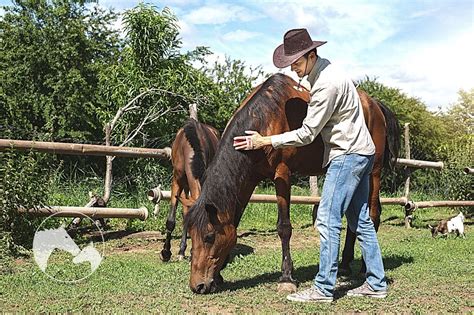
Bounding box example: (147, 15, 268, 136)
(183, 118, 207, 184)
(185, 73, 295, 233)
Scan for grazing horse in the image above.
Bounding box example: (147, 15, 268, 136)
(184, 73, 399, 294)
(160, 118, 220, 262)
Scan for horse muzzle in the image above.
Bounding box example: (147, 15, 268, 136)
(191, 279, 217, 294)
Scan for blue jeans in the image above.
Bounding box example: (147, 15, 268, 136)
(314, 153, 387, 296)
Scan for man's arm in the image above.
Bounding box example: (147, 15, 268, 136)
(271, 82, 338, 148)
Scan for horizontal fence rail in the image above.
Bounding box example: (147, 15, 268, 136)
(464, 167, 474, 175)
(395, 158, 444, 170)
(18, 206, 149, 221)
(0, 139, 171, 159)
(147, 188, 408, 206)
(1, 139, 447, 169)
(405, 200, 474, 210)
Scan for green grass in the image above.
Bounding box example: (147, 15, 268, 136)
(1, 190, 473, 313)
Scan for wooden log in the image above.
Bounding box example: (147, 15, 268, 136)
(395, 158, 444, 170)
(0, 139, 171, 159)
(18, 206, 148, 220)
(405, 200, 474, 210)
(403, 123, 411, 198)
(309, 176, 319, 197)
(149, 189, 408, 206)
(463, 167, 474, 175)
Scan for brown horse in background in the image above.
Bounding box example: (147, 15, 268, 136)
(160, 118, 220, 262)
(184, 73, 400, 294)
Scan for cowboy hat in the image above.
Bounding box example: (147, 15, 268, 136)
(273, 28, 326, 68)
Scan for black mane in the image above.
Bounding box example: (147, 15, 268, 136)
(184, 74, 296, 233)
(183, 118, 207, 185)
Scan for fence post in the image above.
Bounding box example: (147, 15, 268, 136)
(403, 123, 413, 228)
(309, 176, 319, 197)
(189, 103, 198, 121)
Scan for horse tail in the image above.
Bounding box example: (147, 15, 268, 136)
(183, 118, 206, 185)
(378, 101, 401, 170)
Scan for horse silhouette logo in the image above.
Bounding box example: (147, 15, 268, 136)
(33, 213, 104, 283)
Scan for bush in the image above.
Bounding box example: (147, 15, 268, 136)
(0, 151, 53, 273)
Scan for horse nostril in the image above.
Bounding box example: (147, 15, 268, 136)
(196, 283, 205, 294)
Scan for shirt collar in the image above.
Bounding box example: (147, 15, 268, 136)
(307, 56, 331, 86)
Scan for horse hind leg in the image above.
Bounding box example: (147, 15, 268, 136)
(177, 191, 189, 261)
(160, 177, 183, 262)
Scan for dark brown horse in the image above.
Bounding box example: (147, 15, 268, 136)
(184, 73, 399, 294)
(160, 118, 220, 262)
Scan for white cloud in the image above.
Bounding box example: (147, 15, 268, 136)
(162, 0, 201, 6)
(221, 30, 260, 42)
(389, 30, 474, 109)
(184, 4, 261, 25)
(343, 30, 474, 110)
(260, 1, 398, 54)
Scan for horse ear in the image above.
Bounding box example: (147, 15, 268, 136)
(205, 204, 220, 226)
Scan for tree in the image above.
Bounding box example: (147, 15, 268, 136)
(357, 77, 450, 161)
(96, 4, 264, 191)
(0, 0, 120, 141)
(445, 88, 474, 135)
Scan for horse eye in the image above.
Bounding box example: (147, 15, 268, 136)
(204, 233, 215, 244)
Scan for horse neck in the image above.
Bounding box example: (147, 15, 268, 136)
(203, 146, 259, 226)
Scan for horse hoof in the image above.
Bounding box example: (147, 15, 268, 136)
(277, 282, 297, 293)
(160, 250, 172, 262)
(177, 254, 185, 261)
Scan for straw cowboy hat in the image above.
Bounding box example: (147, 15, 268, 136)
(273, 28, 326, 68)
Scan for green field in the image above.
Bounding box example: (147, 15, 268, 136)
(1, 191, 473, 313)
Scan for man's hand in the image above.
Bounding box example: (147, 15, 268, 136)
(233, 131, 270, 150)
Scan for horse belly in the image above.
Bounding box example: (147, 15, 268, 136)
(286, 136, 326, 176)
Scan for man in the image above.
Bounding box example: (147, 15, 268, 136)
(233, 28, 388, 302)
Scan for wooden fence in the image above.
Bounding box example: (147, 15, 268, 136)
(3, 121, 472, 225)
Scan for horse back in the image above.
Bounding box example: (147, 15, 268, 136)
(171, 120, 220, 193)
(268, 88, 386, 177)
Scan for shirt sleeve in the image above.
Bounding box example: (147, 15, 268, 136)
(271, 82, 338, 148)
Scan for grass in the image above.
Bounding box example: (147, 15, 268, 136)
(1, 183, 473, 313)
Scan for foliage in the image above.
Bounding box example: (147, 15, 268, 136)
(443, 88, 474, 135)
(358, 78, 450, 161)
(0, 0, 121, 141)
(0, 151, 53, 273)
(357, 78, 473, 196)
(199, 56, 265, 131)
(96, 4, 264, 189)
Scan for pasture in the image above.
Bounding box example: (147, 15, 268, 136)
(1, 186, 472, 313)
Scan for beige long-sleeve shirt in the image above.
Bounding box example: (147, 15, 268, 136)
(271, 56, 375, 167)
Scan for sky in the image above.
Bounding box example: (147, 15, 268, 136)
(1, 0, 473, 111)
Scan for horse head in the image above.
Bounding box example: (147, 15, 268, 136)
(185, 200, 237, 294)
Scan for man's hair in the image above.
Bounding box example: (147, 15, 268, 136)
(304, 48, 317, 59)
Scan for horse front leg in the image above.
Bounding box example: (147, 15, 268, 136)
(274, 163, 297, 293)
